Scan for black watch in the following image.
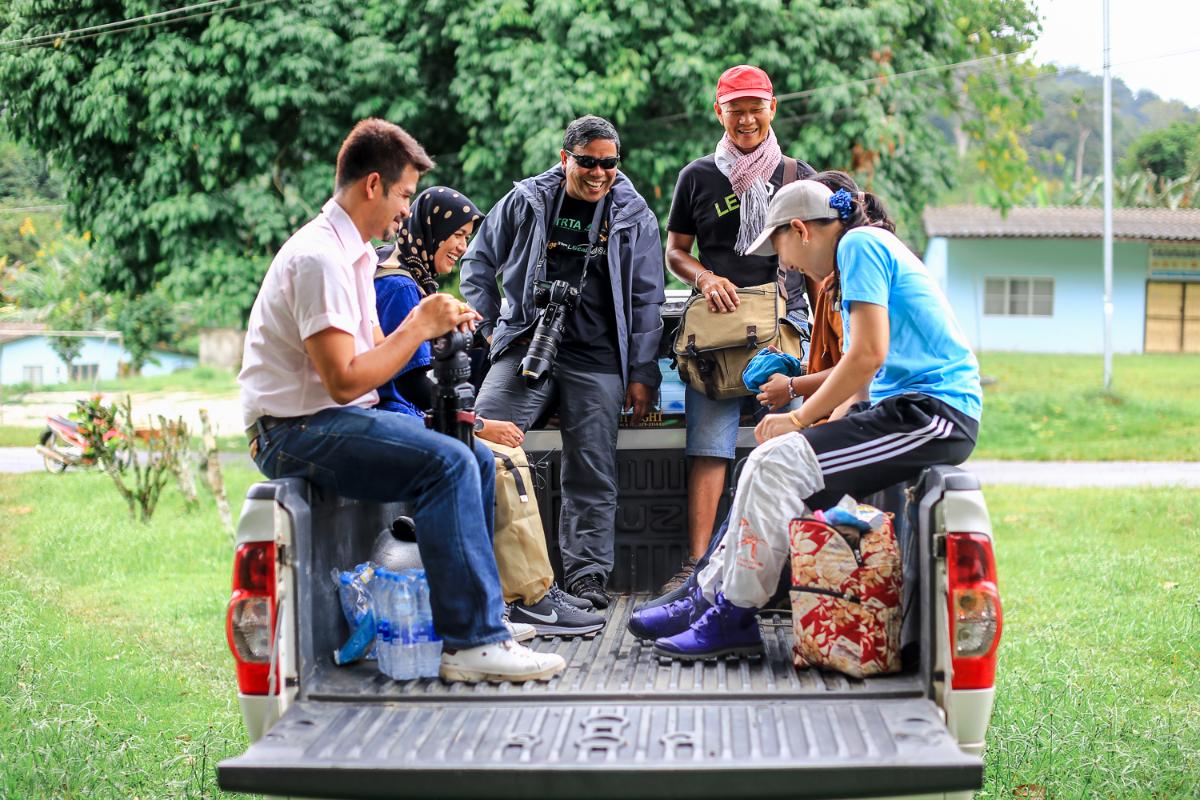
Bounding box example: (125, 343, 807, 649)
(473, 417, 486, 433)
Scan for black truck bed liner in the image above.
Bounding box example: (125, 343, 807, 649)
(307, 598, 925, 702)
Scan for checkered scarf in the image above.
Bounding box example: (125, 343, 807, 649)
(714, 128, 782, 255)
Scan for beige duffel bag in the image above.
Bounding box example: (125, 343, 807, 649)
(480, 439, 554, 605)
(671, 281, 805, 400)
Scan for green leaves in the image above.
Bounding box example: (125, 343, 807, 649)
(1, 0, 1041, 325)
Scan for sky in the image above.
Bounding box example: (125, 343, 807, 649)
(1032, 0, 1200, 108)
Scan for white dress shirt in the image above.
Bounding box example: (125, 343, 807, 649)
(239, 199, 380, 428)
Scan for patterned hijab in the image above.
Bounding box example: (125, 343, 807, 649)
(392, 186, 484, 294)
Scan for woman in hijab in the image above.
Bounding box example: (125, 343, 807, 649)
(374, 187, 521, 446)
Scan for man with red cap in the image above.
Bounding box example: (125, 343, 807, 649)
(651, 64, 815, 602)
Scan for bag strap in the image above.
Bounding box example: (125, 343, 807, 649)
(374, 265, 417, 281)
(783, 156, 798, 185)
(499, 453, 529, 502)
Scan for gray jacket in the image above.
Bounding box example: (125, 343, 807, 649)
(461, 165, 666, 388)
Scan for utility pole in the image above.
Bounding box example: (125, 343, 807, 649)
(1102, 0, 1114, 390)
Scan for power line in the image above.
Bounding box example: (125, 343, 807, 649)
(0, 0, 289, 52)
(1111, 45, 1200, 69)
(648, 51, 1028, 125)
(0, 0, 239, 49)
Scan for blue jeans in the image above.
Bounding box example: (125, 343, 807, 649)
(252, 406, 509, 650)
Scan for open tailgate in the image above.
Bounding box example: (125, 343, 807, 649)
(218, 695, 979, 799)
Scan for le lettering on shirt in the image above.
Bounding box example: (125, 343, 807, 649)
(837, 227, 983, 421)
(239, 199, 381, 428)
(667, 154, 812, 311)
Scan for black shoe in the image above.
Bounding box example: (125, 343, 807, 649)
(567, 575, 611, 610)
(508, 592, 606, 637)
(548, 582, 593, 610)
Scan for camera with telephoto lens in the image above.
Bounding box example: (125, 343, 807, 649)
(428, 330, 476, 446)
(519, 279, 580, 384)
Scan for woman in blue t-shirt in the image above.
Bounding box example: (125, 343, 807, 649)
(636, 171, 983, 661)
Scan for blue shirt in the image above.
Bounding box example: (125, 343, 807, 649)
(839, 227, 982, 421)
(374, 273, 429, 418)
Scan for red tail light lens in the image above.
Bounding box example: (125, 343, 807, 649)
(947, 532, 1002, 690)
(227, 542, 276, 695)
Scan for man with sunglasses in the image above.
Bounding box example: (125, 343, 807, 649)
(461, 115, 665, 611)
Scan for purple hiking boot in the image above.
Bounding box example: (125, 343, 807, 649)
(652, 593, 764, 661)
(627, 585, 710, 641)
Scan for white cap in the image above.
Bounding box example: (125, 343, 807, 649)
(745, 180, 840, 256)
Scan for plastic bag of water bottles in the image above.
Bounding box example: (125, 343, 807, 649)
(331, 562, 378, 665)
(332, 563, 443, 679)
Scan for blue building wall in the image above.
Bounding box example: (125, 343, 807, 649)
(0, 336, 196, 386)
(929, 237, 1148, 354)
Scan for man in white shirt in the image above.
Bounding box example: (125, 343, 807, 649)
(239, 118, 565, 683)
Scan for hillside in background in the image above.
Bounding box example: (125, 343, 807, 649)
(939, 66, 1200, 208)
(1025, 68, 1198, 183)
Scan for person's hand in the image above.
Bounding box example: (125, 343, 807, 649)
(756, 372, 795, 410)
(409, 293, 481, 339)
(625, 381, 654, 426)
(696, 272, 741, 313)
(476, 418, 523, 447)
(754, 412, 804, 444)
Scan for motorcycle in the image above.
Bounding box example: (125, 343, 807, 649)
(36, 412, 130, 474)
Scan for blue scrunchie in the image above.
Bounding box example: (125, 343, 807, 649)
(742, 348, 805, 394)
(828, 188, 854, 221)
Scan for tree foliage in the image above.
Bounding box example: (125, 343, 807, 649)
(1, 0, 1040, 323)
(1124, 120, 1200, 182)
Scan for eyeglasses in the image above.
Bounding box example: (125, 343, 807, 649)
(567, 152, 620, 170)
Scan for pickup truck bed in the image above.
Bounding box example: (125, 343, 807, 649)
(219, 461, 985, 798)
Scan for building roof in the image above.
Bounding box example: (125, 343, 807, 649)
(924, 205, 1200, 241)
(0, 321, 46, 345)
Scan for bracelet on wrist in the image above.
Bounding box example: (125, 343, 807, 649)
(788, 410, 806, 429)
(694, 269, 714, 290)
(786, 377, 798, 400)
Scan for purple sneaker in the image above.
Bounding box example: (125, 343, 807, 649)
(627, 585, 709, 641)
(652, 593, 764, 661)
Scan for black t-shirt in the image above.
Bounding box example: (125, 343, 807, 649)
(544, 192, 620, 373)
(667, 154, 812, 311)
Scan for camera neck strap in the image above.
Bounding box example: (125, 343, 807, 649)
(549, 184, 613, 301)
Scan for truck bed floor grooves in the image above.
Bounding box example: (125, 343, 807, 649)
(305, 596, 925, 702)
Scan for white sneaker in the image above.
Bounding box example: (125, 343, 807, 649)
(505, 619, 536, 643)
(439, 640, 566, 683)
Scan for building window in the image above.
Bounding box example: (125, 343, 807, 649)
(21, 365, 44, 387)
(984, 277, 1054, 316)
(70, 363, 99, 383)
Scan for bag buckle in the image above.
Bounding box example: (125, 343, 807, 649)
(746, 324, 758, 348)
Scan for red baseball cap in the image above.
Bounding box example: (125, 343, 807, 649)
(715, 65, 774, 104)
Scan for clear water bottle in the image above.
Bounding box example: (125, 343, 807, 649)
(372, 569, 395, 678)
(413, 569, 442, 678)
(391, 573, 418, 680)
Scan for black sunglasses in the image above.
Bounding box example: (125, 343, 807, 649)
(567, 151, 620, 170)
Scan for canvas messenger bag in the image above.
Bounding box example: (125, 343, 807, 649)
(671, 281, 805, 400)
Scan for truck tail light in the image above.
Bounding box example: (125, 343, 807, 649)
(946, 532, 1002, 690)
(226, 542, 276, 695)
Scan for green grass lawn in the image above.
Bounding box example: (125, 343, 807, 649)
(1, 474, 1197, 797)
(2, 365, 238, 400)
(974, 352, 1200, 460)
(0, 424, 42, 447)
(0, 465, 263, 800)
(981, 485, 1199, 798)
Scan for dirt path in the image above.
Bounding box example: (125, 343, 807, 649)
(1, 390, 245, 438)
